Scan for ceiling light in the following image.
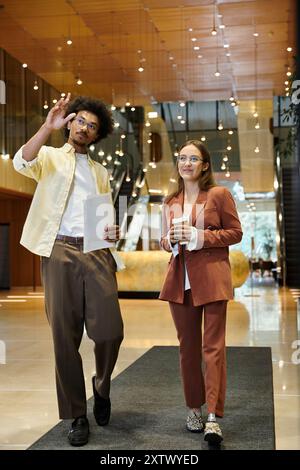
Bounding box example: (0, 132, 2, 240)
(193, 46, 200, 51)
(33, 80, 39, 90)
(43, 101, 49, 109)
(61, 92, 66, 97)
(223, 155, 228, 162)
(114, 122, 120, 128)
(98, 150, 105, 156)
(221, 162, 226, 170)
(169, 56, 174, 60)
(197, 54, 203, 59)
(138, 66, 144, 72)
(180, 119, 185, 124)
(121, 134, 126, 139)
(191, 37, 197, 42)
(76, 77, 83, 85)
(52, 99, 58, 104)
(188, 28, 193, 32)
(148, 111, 158, 118)
(211, 28, 217, 36)
(284, 80, 289, 85)
(255, 122, 260, 129)
(227, 145, 232, 151)
(1, 153, 10, 160)
(228, 130, 233, 135)
(215, 70, 220, 77)
(66, 39, 72, 45)
(219, 23, 225, 29)
(177, 115, 182, 120)
(287, 46, 293, 52)
(225, 170, 230, 177)
(201, 136, 206, 142)
(253, 32, 259, 37)
(254, 146, 260, 153)
(145, 120, 151, 127)
(111, 104, 116, 111)
(131, 107, 136, 111)
(253, 111, 258, 118)
(125, 101, 131, 106)
(107, 154, 112, 161)
(218, 122, 223, 130)
(22, 63, 28, 68)
(226, 52, 231, 57)
(223, 43, 229, 48)
(179, 101, 185, 107)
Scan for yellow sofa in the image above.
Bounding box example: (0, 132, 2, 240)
(116, 250, 249, 292)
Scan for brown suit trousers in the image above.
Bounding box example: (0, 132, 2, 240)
(41, 240, 124, 419)
(170, 290, 227, 417)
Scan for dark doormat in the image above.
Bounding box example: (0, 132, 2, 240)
(29, 346, 275, 450)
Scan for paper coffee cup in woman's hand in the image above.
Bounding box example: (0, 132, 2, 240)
(172, 215, 189, 245)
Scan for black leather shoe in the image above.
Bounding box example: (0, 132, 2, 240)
(92, 376, 111, 426)
(68, 416, 89, 447)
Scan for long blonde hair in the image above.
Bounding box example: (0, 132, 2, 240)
(165, 140, 217, 203)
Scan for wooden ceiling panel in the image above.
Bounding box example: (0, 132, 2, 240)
(0, 0, 296, 104)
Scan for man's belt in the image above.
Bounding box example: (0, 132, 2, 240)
(56, 234, 84, 244)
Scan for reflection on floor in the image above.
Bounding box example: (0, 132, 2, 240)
(0, 281, 299, 450)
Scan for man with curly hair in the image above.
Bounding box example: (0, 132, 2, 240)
(13, 94, 124, 447)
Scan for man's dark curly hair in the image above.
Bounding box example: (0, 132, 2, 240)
(64, 96, 114, 144)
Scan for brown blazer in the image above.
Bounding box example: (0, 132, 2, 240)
(159, 186, 243, 306)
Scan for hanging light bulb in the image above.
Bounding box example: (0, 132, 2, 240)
(218, 121, 223, 130)
(43, 101, 49, 110)
(221, 162, 226, 170)
(98, 150, 105, 157)
(223, 155, 228, 162)
(61, 92, 66, 97)
(126, 175, 131, 182)
(52, 99, 58, 104)
(66, 38, 72, 45)
(143, 168, 148, 173)
(111, 104, 116, 111)
(33, 80, 39, 90)
(107, 154, 112, 161)
(287, 46, 293, 52)
(138, 66, 144, 72)
(125, 101, 131, 107)
(286, 67, 292, 77)
(255, 121, 260, 129)
(145, 120, 151, 127)
(228, 129, 233, 135)
(119, 150, 124, 157)
(254, 146, 260, 153)
(22, 63, 28, 68)
(201, 136, 206, 142)
(253, 110, 258, 118)
(179, 101, 185, 107)
(225, 170, 231, 178)
(76, 77, 83, 85)
(177, 115, 183, 120)
(131, 107, 136, 111)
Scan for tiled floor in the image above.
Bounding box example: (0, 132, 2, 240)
(0, 280, 299, 450)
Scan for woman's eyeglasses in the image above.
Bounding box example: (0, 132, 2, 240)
(177, 155, 203, 164)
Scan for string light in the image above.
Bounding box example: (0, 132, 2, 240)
(33, 80, 39, 90)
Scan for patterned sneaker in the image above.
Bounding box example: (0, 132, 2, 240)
(204, 421, 223, 444)
(186, 411, 204, 433)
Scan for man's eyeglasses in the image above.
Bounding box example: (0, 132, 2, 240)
(177, 155, 203, 164)
(74, 116, 98, 133)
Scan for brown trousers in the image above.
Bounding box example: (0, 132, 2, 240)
(41, 240, 123, 419)
(169, 290, 227, 417)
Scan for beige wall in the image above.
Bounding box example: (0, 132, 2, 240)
(0, 158, 35, 195)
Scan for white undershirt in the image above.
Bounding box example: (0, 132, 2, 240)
(167, 206, 198, 291)
(58, 153, 97, 237)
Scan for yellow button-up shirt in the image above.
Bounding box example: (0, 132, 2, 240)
(13, 143, 125, 270)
